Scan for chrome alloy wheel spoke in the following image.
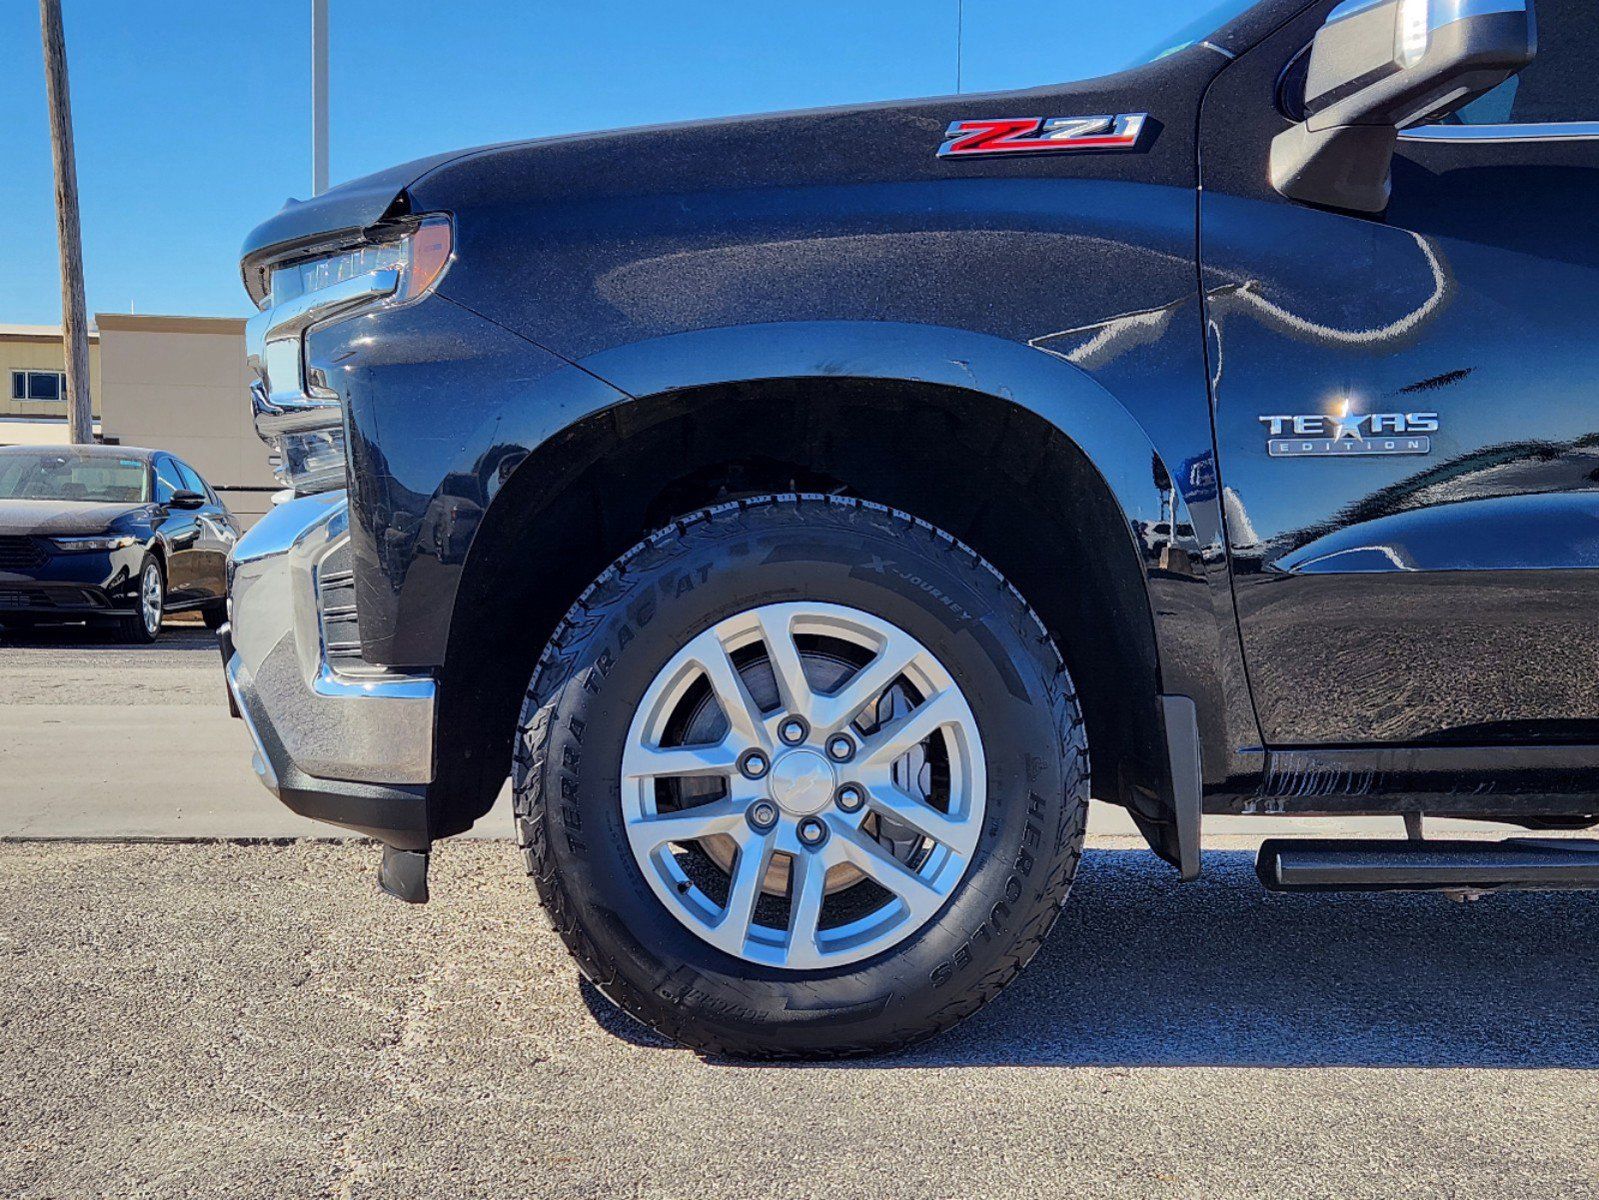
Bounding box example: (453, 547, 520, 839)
(142, 567, 161, 631)
(700, 826, 779, 958)
(620, 601, 986, 970)
(624, 795, 755, 850)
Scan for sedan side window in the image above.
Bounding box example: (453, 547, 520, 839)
(152, 457, 182, 504)
(1450, 0, 1596, 124)
(175, 460, 208, 499)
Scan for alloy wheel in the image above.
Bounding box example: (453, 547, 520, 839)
(620, 602, 986, 969)
(141, 563, 162, 635)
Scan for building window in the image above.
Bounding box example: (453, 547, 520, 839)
(11, 370, 66, 402)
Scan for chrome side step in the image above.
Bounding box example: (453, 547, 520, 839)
(1256, 837, 1599, 894)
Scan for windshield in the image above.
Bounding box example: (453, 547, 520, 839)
(1129, 0, 1263, 66)
(0, 452, 149, 504)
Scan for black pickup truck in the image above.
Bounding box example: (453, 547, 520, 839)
(225, 0, 1598, 1057)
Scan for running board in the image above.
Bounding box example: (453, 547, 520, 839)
(1256, 837, 1599, 894)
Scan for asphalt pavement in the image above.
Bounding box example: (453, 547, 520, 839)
(3, 620, 1598, 1199)
(3, 841, 1597, 1200)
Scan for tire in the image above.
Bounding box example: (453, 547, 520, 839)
(114, 556, 164, 644)
(514, 494, 1089, 1059)
(201, 602, 228, 631)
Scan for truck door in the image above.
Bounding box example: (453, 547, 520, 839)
(1200, 0, 1599, 745)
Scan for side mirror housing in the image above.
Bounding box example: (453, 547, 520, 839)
(1272, 0, 1537, 213)
(169, 490, 206, 510)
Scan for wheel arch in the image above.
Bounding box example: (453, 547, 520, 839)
(429, 323, 1202, 851)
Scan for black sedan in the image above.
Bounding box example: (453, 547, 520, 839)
(0, 445, 238, 643)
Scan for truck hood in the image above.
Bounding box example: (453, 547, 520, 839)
(0, 499, 147, 537)
(239, 147, 491, 293)
(236, 0, 1305, 299)
(237, 68, 1162, 288)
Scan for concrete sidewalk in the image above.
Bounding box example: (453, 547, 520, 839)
(0, 695, 1446, 842)
(0, 701, 513, 839)
(0, 623, 1530, 845)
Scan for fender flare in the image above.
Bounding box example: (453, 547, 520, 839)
(555, 323, 1241, 818)
(432, 319, 1241, 829)
(569, 320, 1178, 548)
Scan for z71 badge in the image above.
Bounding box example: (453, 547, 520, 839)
(938, 114, 1148, 158)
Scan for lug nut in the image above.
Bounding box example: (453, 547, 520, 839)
(748, 800, 780, 831)
(825, 733, 855, 762)
(779, 716, 809, 745)
(738, 749, 770, 780)
(835, 784, 865, 813)
(797, 816, 829, 847)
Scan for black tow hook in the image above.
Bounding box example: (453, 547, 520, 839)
(378, 844, 431, 904)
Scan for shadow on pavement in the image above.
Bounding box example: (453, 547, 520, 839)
(584, 848, 1599, 1068)
(0, 622, 215, 651)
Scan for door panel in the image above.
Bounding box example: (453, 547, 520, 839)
(151, 455, 201, 604)
(175, 460, 232, 601)
(1200, 0, 1599, 746)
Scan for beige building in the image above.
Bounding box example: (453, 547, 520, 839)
(1, 323, 102, 425)
(95, 314, 275, 525)
(0, 315, 274, 527)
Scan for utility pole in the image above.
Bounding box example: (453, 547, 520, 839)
(312, 0, 329, 194)
(38, 0, 93, 444)
(955, 0, 964, 94)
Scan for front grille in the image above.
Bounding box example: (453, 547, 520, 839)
(316, 538, 365, 667)
(0, 536, 47, 570)
(0, 586, 101, 611)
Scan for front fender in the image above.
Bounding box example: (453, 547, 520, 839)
(578, 320, 1167, 535)
(568, 320, 1252, 788)
(335, 300, 1257, 792)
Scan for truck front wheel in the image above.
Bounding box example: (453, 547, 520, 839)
(513, 494, 1088, 1058)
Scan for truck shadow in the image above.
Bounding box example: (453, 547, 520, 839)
(582, 848, 1599, 1068)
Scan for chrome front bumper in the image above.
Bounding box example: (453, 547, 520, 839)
(224, 490, 436, 847)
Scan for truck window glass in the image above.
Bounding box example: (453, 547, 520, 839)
(1451, 0, 1595, 123)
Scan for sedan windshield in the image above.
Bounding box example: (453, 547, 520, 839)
(0, 452, 149, 504)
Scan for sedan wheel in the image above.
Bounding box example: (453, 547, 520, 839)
(114, 557, 164, 644)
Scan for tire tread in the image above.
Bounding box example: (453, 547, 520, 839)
(512, 493, 1089, 1059)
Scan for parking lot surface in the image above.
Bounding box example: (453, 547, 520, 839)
(4, 623, 1598, 1199)
(0, 624, 512, 839)
(3, 840, 1598, 1200)
(0, 624, 1488, 844)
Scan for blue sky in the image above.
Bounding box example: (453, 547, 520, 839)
(1, 0, 1201, 325)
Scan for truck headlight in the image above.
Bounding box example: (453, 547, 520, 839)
(245, 217, 453, 495)
(267, 218, 453, 310)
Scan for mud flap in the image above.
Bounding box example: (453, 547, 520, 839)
(1160, 695, 1203, 882)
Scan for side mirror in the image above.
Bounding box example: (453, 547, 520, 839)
(170, 490, 206, 510)
(1272, 0, 1537, 213)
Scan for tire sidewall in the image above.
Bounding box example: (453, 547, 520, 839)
(530, 504, 1081, 1051)
(126, 556, 163, 643)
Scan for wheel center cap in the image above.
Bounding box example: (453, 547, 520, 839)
(768, 749, 837, 816)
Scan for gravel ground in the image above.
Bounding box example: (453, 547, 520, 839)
(3, 840, 1597, 1200)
